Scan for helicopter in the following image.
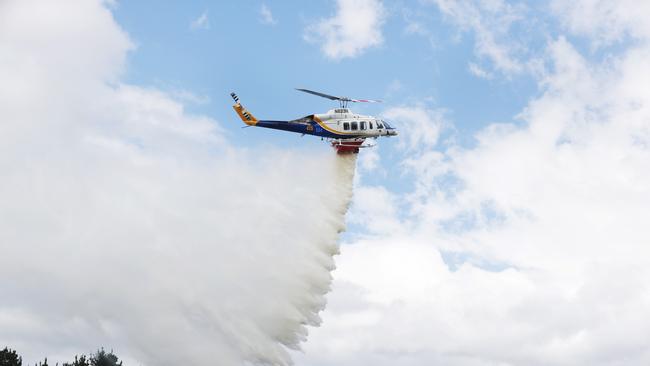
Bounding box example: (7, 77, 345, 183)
(231, 88, 398, 153)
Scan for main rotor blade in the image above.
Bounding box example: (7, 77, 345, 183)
(295, 88, 382, 103)
(349, 98, 382, 103)
(295, 88, 349, 101)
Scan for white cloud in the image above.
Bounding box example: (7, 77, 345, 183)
(404, 20, 428, 37)
(169, 88, 211, 105)
(0, 1, 355, 365)
(401, 7, 439, 49)
(552, 0, 650, 45)
(190, 10, 209, 30)
(468, 61, 493, 79)
(304, 0, 387, 60)
(259, 3, 277, 25)
(426, 0, 530, 77)
(297, 10, 650, 366)
(382, 105, 447, 152)
(357, 143, 380, 172)
(348, 186, 405, 237)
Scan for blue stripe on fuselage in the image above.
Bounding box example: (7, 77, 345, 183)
(255, 120, 362, 139)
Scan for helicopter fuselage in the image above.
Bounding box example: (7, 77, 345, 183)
(254, 108, 397, 139)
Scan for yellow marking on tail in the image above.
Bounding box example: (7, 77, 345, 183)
(233, 103, 258, 126)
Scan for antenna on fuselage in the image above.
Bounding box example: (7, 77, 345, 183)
(295, 88, 382, 109)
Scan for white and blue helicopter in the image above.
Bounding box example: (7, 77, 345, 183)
(231, 88, 398, 153)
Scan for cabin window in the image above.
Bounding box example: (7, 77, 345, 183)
(377, 122, 384, 129)
(343, 122, 350, 131)
(351, 122, 358, 130)
(360, 121, 366, 130)
(369, 121, 374, 129)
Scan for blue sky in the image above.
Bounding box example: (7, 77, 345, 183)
(112, 1, 537, 142)
(110, 0, 545, 215)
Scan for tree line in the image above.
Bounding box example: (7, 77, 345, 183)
(1, 347, 123, 366)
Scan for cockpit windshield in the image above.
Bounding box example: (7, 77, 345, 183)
(382, 120, 394, 129)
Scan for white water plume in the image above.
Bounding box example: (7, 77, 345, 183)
(0, 1, 358, 365)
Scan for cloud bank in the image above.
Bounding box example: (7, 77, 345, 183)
(0, 1, 355, 365)
(297, 2, 650, 365)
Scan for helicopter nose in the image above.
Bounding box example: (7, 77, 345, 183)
(387, 129, 398, 136)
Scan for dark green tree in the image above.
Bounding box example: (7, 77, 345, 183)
(0, 347, 22, 366)
(89, 349, 121, 366)
(62, 355, 90, 366)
